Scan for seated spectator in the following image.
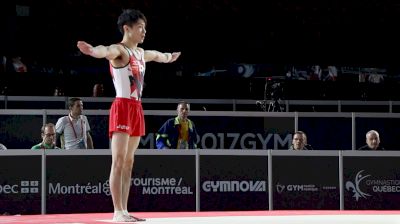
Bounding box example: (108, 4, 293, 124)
(53, 86, 65, 96)
(31, 123, 60, 150)
(1, 56, 6, 73)
(289, 131, 314, 150)
(0, 143, 7, 150)
(309, 65, 321, 80)
(156, 101, 199, 149)
(324, 66, 338, 81)
(11, 56, 28, 73)
(92, 83, 104, 97)
(357, 130, 385, 150)
(56, 97, 94, 149)
(368, 73, 384, 84)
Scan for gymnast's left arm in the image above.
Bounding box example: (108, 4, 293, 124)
(143, 49, 181, 63)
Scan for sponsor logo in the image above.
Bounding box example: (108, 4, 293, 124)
(202, 180, 266, 192)
(347, 170, 400, 202)
(345, 170, 371, 201)
(116, 125, 130, 130)
(276, 183, 285, 193)
(141, 132, 292, 150)
(132, 177, 193, 195)
(21, 181, 39, 193)
(275, 183, 319, 194)
(0, 181, 39, 194)
(48, 180, 110, 195)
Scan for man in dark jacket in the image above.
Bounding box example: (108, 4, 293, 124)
(357, 130, 385, 150)
(289, 131, 314, 150)
(156, 101, 199, 149)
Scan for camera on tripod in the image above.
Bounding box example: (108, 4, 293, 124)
(256, 77, 285, 112)
(268, 82, 283, 101)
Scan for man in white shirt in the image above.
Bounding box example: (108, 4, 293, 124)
(56, 97, 94, 149)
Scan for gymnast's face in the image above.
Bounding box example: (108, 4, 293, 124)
(125, 19, 146, 43)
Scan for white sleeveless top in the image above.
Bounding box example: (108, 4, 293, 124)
(109, 45, 146, 100)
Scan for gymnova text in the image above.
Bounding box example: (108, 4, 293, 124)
(202, 180, 266, 192)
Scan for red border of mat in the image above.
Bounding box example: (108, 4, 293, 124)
(2, 210, 400, 224)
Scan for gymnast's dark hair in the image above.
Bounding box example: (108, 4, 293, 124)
(117, 9, 147, 34)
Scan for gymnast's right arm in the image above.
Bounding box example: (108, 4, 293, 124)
(77, 41, 122, 60)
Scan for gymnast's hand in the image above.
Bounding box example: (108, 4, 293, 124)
(170, 52, 181, 63)
(77, 41, 94, 56)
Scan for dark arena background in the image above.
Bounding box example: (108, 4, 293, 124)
(1, 1, 400, 223)
(1, 0, 400, 99)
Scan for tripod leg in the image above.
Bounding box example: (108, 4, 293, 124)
(273, 100, 281, 112)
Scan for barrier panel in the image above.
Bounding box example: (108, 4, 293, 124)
(343, 151, 400, 210)
(131, 151, 196, 212)
(46, 151, 111, 214)
(271, 150, 340, 210)
(2, 150, 400, 215)
(199, 150, 268, 211)
(0, 151, 42, 215)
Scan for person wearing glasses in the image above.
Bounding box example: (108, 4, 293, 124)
(31, 123, 60, 150)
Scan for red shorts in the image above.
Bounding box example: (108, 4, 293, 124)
(109, 98, 145, 138)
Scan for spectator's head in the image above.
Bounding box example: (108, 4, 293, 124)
(41, 123, 56, 145)
(366, 130, 380, 150)
(92, 83, 104, 97)
(54, 86, 64, 96)
(117, 9, 147, 35)
(68, 97, 83, 116)
(177, 101, 190, 121)
(1, 56, 6, 72)
(11, 56, 28, 72)
(292, 131, 307, 150)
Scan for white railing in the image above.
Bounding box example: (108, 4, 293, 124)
(1, 95, 399, 112)
(1, 109, 400, 151)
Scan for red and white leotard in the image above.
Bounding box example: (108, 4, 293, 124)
(108, 45, 146, 137)
(109, 45, 146, 100)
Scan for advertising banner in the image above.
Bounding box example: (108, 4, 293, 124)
(46, 154, 196, 213)
(0, 155, 41, 214)
(131, 155, 196, 211)
(344, 156, 400, 209)
(200, 155, 268, 211)
(272, 155, 339, 209)
(46, 155, 112, 213)
(142, 115, 294, 150)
